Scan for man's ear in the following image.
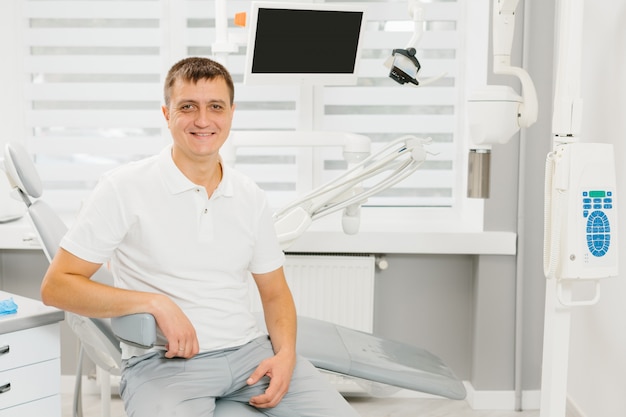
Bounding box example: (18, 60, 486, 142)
(161, 105, 170, 123)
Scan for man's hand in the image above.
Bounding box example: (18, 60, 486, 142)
(249, 267, 298, 408)
(153, 295, 199, 359)
(247, 351, 296, 408)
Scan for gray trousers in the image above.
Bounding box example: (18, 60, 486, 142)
(120, 335, 361, 417)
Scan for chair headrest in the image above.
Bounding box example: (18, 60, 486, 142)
(4, 142, 43, 198)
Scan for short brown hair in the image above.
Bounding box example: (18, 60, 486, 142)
(163, 57, 235, 107)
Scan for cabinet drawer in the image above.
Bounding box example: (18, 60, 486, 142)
(0, 359, 60, 410)
(0, 394, 60, 417)
(0, 323, 60, 372)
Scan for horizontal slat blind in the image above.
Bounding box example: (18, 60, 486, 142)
(19, 0, 475, 216)
(21, 0, 167, 213)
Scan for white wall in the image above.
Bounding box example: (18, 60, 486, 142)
(568, 0, 626, 415)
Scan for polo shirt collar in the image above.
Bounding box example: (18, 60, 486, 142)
(158, 145, 234, 197)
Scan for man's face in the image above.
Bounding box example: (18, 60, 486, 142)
(162, 77, 235, 164)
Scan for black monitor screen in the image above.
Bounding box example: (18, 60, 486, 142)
(251, 8, 364, 74)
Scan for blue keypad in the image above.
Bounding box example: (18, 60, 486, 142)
(582, 190, 614, 257)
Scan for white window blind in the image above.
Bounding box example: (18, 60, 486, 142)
(18, 0, 485, 225)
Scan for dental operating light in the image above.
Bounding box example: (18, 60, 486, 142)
(384, 0, 446, 87)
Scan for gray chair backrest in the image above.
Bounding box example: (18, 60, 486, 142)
(3, 142, 154, 353)
(28, 199, 69, 262)
(3, 142, 42, 199)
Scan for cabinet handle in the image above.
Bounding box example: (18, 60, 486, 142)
(0, 383, 10, 394)
(0, 345, 8, 355)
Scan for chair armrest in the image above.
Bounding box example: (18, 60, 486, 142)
(111, 313, 157, 349)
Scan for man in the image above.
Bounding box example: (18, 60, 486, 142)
(41, 57, 360, 417)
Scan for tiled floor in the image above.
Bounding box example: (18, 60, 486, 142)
(63, 392, 541, 417)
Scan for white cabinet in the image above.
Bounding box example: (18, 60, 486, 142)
(0, 395, 60, 417)
(0, 293, 64, 417)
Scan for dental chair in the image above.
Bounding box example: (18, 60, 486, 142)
(3, 142, 465, 417)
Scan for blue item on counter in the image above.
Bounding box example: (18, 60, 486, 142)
(0, 298, 18, 315)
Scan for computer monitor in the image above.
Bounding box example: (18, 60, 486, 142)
(243, 1, 366, 86)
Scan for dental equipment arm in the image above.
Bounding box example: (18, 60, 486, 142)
(466, 0, 538, 198)
(273, 136, 430, 250)
(225, 131, 430, 251)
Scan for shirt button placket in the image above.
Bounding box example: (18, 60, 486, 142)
(196, 188, 213, 242)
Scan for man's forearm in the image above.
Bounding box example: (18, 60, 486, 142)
(263, 296, 297, 355)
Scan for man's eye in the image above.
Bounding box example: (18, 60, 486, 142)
(181, 104, 195, 111)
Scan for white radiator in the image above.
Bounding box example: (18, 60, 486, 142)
(249, 254, 376, 332)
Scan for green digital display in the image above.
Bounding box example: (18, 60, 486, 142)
(589, 190, 606, 198)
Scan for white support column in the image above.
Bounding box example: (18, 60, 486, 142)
(539, 278, 572, 417)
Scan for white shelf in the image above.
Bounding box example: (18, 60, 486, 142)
(0, 216, 516, 255)
(0, 217, 39, 250)
(288, 230, 516, 255)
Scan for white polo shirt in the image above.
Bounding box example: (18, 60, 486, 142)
(61, 145, 285, 358)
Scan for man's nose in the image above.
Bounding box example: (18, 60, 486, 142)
(195, 108, 211, 126)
